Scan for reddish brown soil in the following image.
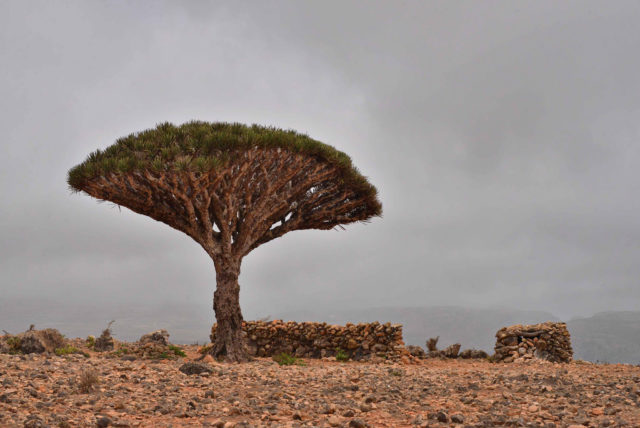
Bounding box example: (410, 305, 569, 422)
(1, 345, 639, 427)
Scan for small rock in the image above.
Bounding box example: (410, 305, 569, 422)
(96, 416, 111, 427)
(322, 403, 336, 414)
(451, 414, 464, 423)
(23, 416, 46, 428)
(204, 389, 215, 398)
(435, 411, 448, 423)
(328, 415, 341, 426)
(528, 404, 540, 412)
(359, 402, 372, 412)
(179, 362, 213, 376)
(343, 409, 355, 417)
(349, 419, 367, 428)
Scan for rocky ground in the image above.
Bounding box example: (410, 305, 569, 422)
(1, 344, 639, 428)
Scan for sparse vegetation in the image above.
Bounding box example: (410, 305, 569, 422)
(54, 345, 79, 356)
(113, 346, 130, 356)
(77, 369, 100, 393)
(5, 336, 22, 354)
(198, 344, 213, 355)
(335, 347, 349, 362)
(272, 352, 305, 366)
(426, 336, 439, 352)
(169, 344, 186, 357)
(85, 335, 95, 348)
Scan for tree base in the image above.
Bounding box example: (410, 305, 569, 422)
(208, 328, 251, 363)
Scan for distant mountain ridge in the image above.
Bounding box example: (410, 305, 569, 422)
(567, 311, 640, 365)
(1, 297, 639, 364)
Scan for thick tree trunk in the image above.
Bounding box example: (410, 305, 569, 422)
(210, 260, 249, 362)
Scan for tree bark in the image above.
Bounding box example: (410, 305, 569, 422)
(210, 259, 249, 362)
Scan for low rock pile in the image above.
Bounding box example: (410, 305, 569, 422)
(93, 321, 115, 352)
(0, 326, 65, 354)
(210, 320, 405, 360)
(494, 321, 573, 363)
(0, 327, 66, 355)
(105, 329, 185, 360)
(408, 336, 488, 360)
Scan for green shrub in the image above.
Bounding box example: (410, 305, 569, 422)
(335, 347, 349, 362)
(55, 345, 89, 357)
(55, 345, 79, 356)
(272, 352, 305, 366)
(86, 335, 95, 349)
(113, 347, 130, 356)
(5, 336, 22, 353)
(169, 344, 186, 357)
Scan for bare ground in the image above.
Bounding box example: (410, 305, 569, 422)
(1, 344, 639, 428)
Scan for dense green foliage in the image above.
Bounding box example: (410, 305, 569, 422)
(68, 121, 380, 211)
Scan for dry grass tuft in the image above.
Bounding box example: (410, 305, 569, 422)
(77, 369, 100, 393)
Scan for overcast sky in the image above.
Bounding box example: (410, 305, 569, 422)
(1, 1, 639, 338)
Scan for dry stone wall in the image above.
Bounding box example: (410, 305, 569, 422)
(210, 320, 405, 360)
(494, 322, 573, 363)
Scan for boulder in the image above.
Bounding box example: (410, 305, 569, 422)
(179, 362, 213, 376)
(19, 328, 65, 354)
(139, 329, 170, 346)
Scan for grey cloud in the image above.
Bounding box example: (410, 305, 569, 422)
(1, 1, 639, 340)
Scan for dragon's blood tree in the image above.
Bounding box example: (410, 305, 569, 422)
(68, 122, 382, 361)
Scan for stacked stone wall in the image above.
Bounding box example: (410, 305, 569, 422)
(494, 322, 572, 363)
(210, 320, 405, 360)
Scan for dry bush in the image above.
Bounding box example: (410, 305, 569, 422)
(77, 369, 100, 393)
(426, 336, 439, 352)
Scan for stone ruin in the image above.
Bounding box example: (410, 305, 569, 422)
(494, 321, 573, 363)
(211, 320, 406, 360)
